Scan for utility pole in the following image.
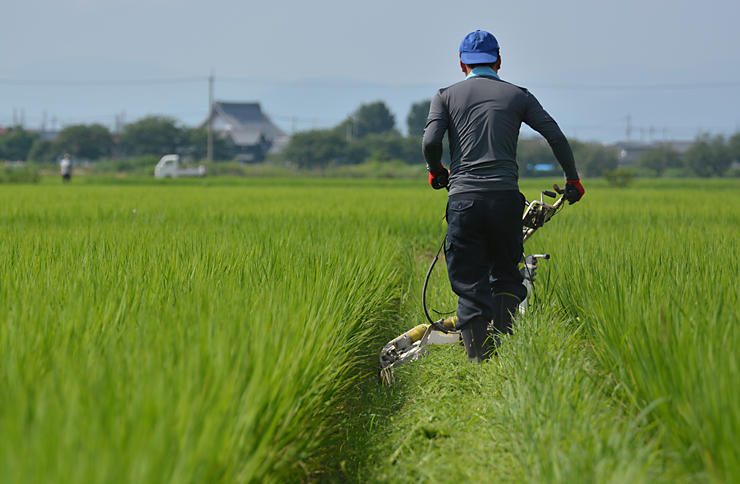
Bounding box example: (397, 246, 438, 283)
(626, 114, 632, 141)
(207, 71, 214, 162)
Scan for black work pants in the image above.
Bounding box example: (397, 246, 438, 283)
(445, 190, 527, 330)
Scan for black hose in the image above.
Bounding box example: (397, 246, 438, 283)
(422, 235, 454, 334)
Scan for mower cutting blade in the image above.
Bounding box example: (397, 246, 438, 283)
(379, 319, 460, 385)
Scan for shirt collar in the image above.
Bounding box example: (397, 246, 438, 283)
(466, 66, 500, 80)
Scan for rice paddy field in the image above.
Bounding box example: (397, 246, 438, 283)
(1, 177, 739, 483)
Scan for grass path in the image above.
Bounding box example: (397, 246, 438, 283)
(353, 179, 740, 484)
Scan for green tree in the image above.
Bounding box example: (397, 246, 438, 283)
(406, 100, 431, 137)
(55, 124, 113, 160)
(728, 133, 740, 162)
(121, 115, 184, 157)
(636, 145, 682, 177)
(282, 129, 348, 168)
(516, 138, 560, 177)
(27, 139, 58, 163)
(350, 133, 423, 165)
(0, 127, 38, 161)
(571, 140, 619, 177)
(184, 127, 235, 161)
(603, 167, 636, 188)
(684, 133, 731, 177)
(348, 101, 396, 138)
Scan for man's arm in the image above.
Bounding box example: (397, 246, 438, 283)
(422, 91, 448, 174)
(522, 92, 579, 181)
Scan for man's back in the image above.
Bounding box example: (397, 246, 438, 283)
(423, 75, 577, 195)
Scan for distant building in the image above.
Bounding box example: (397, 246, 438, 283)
(38, 130, 59, 142)
(201, 101, 289, 162)
(611, 140, 693, 166)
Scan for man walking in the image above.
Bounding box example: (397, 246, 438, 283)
(423, 30, 585, 362)
(60, 154, 72, 183)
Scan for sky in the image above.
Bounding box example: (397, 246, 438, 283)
(3, 0, 740, 143)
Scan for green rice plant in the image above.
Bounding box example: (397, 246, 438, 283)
(0, 182, 444, 483)
(549, 180, 740, 482)
(0, 164, 40, 183)
(3, 178, 738, 483)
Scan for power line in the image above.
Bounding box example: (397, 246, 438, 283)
(0, 76, 431, 89)
(526, 80, 740, 91)
(0, 77, 207, 86)
(203, 77, 740, 91)
(3, 76, 740, 91)
(0, 111, 205, 123)
(217, 77, 435, 89)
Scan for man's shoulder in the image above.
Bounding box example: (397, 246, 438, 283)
(443, 77, 531, 96)
(487, 78, 532, 97)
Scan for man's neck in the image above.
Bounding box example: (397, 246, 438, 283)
(466, 66, 500, 79)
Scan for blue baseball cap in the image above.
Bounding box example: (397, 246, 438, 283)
(459, 30, 499, 64)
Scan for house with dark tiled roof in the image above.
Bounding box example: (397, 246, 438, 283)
(201, 102, 289, 162)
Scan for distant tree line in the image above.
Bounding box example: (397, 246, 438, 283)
(0, 116, 235, 163)
(516, 138, 624, 178)
(279, 100, 431, 168)
(2, 102, 739, 178)
(635, 133, 740, 177)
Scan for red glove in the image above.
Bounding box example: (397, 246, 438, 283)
(429, 166, 449, 190)
(563, 178, 585, 204)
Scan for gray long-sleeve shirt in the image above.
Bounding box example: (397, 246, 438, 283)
(423, 75, 578, 195)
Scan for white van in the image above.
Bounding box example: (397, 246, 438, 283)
(154, 155, 207, 179)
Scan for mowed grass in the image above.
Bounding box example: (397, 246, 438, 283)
(361, 179, 740, 484)
(0, 180, 444, 483)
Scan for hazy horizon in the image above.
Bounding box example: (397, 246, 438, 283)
(4, 0, 740, 143)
